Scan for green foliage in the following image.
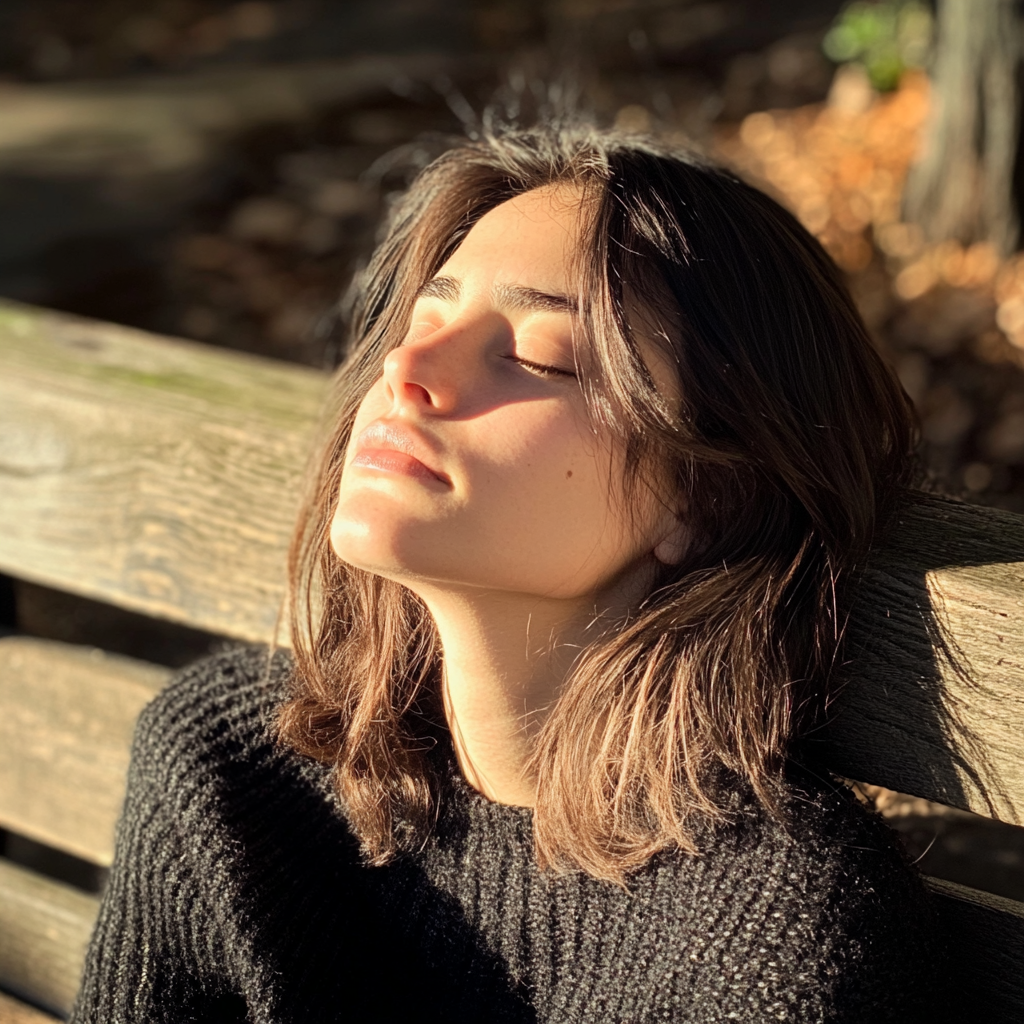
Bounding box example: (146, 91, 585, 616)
(823, 0, 933, 92)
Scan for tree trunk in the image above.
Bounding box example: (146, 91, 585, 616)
(903, 0, 1023, 256)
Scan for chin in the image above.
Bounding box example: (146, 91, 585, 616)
(327, 508, 440, 585)
(330, 516, 396, 575)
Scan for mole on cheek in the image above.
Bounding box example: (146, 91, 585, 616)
(565, 470, 573, 479)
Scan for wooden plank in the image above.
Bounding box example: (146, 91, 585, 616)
(0, 859, 98, 1018)
(816, 492, 1024, 824)
(0, 637, 169, 866)
(1, 300, 1024, 819)
(925, 875, 1024, 1022)
(0, 990, 60, 1024)
(7, 626, 1018, 897)
(0, 299, 328, 643)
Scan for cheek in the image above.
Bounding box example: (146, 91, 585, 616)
(329, 390, 648, 597)
(475, 405, 599, 495)
(329, 385, 393, 557)
(466, 407, 637, 566)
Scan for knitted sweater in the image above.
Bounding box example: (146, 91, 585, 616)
(71, 647, 942, 1024)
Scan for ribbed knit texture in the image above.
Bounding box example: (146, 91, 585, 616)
(71, 647, 943, 1023)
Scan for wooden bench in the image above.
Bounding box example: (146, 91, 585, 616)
(0, 297, 1021, 1020)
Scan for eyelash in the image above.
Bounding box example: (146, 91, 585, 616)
(509, 356, 577, 379)
(407, 313, 576, 379)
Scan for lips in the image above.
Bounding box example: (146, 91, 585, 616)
(350, 421, 450, 486)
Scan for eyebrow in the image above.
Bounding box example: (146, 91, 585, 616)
(416, 275, 578, 315)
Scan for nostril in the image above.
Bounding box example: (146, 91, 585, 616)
(383, 336, 459, 413)
(384, 348, 438, 409)
(403, 381, 433, 406)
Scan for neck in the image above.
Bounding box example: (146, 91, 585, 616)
(414, 578, 646, 807)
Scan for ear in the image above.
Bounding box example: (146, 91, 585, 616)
(653, 516, 690, 566)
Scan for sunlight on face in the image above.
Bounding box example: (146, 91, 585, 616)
(330, 185, 678, 603)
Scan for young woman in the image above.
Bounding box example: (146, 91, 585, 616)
(72, 128, 942, 1023)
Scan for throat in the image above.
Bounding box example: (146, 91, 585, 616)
(443, 664, 546, 808)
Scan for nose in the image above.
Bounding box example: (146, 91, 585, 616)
(381, 339, 454, 414)
(381, 318, 491, 414)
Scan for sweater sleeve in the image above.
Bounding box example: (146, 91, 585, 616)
(69, 655, 257, 1024)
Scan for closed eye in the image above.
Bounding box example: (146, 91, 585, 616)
(509, 355, 577, 379)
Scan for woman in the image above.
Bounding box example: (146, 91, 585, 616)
(72, 128, 942, 1023)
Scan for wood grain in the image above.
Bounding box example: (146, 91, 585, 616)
(0, 299, 328, 642)
(0, 990, 60, 1024)
(2, 300, 1024, 825)
(814, 493, 1024, 824)
(925, 876, 1024, 1022)
(0, 637, 169, 865)
(0, 859, 98, 1017)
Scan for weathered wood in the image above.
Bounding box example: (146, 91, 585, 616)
(0, 298, 328, 642)
(0, 990, 60, 1024)
(2, 300, 1024, 822)
(816, 493, 1024, 824)
(0, 637, 170, 866)
(925, 876, 1024, 1021)
(7, 623, 1018, 884)
(0, 859, 98, 1017)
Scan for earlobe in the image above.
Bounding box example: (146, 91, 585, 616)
(653, 520, 690, 566)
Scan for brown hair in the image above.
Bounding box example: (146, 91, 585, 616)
(278, 126, 914, 882)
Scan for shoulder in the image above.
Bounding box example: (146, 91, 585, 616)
(125, 643, 361, 870)
(776, 770, 930, 923)
(784, 776, 945, 1018)
(792, 774, 944, 1015)
(737, 769, 937, 943)
(135, 644, 290, 757)
(129, 645, 328, 815)
(697, 768, 919, 889)
(665, 770, 944, 1021)
(132, 645, 289, 770)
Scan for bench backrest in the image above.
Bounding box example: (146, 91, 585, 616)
(0, 298, 1022, 1020)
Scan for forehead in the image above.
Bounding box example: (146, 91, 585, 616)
(438, 185, 590, 290)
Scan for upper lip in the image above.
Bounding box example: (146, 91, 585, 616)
(353, 421, 451, 484)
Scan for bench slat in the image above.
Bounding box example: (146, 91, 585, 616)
(0, 990, 60, 1024)
(0, 859, 98, 1017)
(926, 876, 1024, 1020)
(8, 630, 1021, 888)
(1, 300, 1023, 823)
(0, 298, 326, 643)
(0, 637, 169, 865)
(820, 494, 1024, 824)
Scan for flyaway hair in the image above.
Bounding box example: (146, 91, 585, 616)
(277, 126, 914, 883)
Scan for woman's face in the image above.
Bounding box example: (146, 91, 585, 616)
(331, 185, 679, 603)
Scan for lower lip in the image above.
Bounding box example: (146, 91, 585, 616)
(351, 448, 445, 484)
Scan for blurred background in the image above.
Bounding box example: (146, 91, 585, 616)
(0, 0, 1022, 906)
(1, 0, 1022, 513)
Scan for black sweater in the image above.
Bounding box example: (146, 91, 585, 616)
(71, 647, 941, 1023)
